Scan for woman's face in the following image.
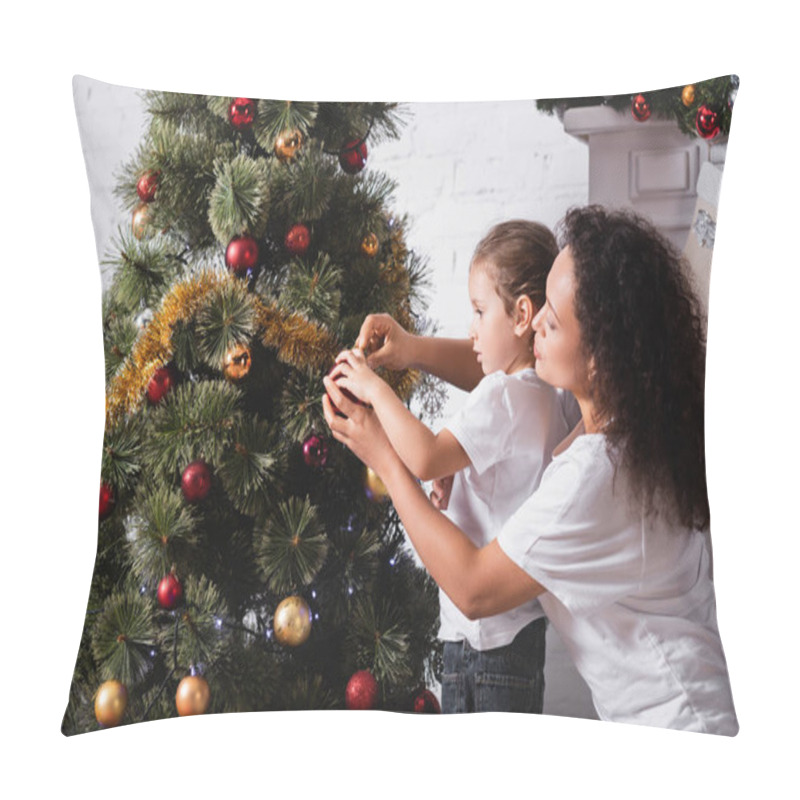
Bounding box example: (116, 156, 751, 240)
(532, 247, 592, 397)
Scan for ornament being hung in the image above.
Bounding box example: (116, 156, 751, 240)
(147, 365, 176, 405)
(285, 223, 310, 256)
(339, 138, 368, 174)
(95, 680, 128, 728)
(225, 234, 259, 276)
(361, 233, 379, 257)
(99, 482, 116, 522)
(176, 669, 211, 716)
(228, 97, 255, 129)
(695, 105, 720, 139)
(136, 170, 160, 202)
(364, 466, 389, 503)
(631, 94, 651, 122)
(274, 129, 303, 161)
(132, 203, 151, 239)
(181, 460, 212, 503)
(223, 343, 252, 381)
(302, 434, 328, 468)
(681, 85, 696, 107)
(345, 669, 378, 710)
(413, 688, 441, 713)
(157, 571, 184, 610)
(273, 595, 312, 647)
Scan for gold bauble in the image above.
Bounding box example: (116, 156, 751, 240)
(223, 343, 252, 381)
(361, 233, 380, 257)
(273, 595, 312, 647)
(681, 85, 696, 107)
(175, 674, 211, 716)
(94, 680, 128, 728)
(132, 203, 151, 239)
(364, 466, 389, 503)
(274, 129, 303, 161)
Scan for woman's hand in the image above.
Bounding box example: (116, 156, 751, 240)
(329, 348, 384, 406)
(355, 313, 415, 371)
(429, 475, 454, 511)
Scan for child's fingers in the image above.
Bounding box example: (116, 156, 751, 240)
(323, 376, 359, 417)
(321, 394, 349, 440)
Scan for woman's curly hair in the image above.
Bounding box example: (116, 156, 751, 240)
(558, 205, 709, 531)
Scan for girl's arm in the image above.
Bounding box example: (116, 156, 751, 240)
(322, 378, 544, 618)
(355, 313, 483, 393)
(329, 351, 470, 482)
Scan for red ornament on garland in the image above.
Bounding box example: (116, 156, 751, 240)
(285, 223, 310, 256)
(339, 138, 368, 174)
(157, 572, 184, 610)
(695, 105, 720, 139)
(228, 98, 255, 129)
(225, 235, 259, 275)
(136, 171, 160, 203)
(302, 434, 328, 468)
(147, 365, 176, 405)
(99, 482, 115, 521)
(181, 460, 212, 503)
(631, 94, 651, 122)
(345, 669, 379, 710)
(413, 688, 441, 713)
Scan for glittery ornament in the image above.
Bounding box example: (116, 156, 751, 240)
(361, 233, 379, 257)
(285, 223, 310, 256)
(225, 235, 259, 275)
(228, 98, 255, 129)
(146, 365, 176, 405)
(99, 482, 116, 521)
(95, 680, 127, 727)
(631, 94, 651, 122)
(136, 170, 159, 202)
(157, 572, 184, 610)
(274, 129, 303, 161)
(364, 466, 389, 503)
(181, 460, 212, 503)
(695, 105, 720, 139)
(681, 85, 696, 107)
(175, 673, 210, 716)
(273, 595, 312, 647)
(413, 688, 441, 713)
(345, 669, 378, 710)
(339, 138, 368, 174)
(302, 434, 328, 468)
(132, 203, 151, 239)
(223, 343, 252, 381)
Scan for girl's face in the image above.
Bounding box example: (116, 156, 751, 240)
(468, 261, 529, 375)
(532, 247, 592, 397)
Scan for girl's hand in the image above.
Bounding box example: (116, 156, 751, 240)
(355, 313, 415, 371)
(330, 348, 384, 406)
(322, 375, 400, 481)
(429, 475, 454, 511)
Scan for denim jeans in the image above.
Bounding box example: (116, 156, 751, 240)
(441, 618, 546, 713)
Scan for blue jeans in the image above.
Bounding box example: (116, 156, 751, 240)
(441, 618, 546, 714)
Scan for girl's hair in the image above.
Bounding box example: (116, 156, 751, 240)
(558, 205, 710, 531)
(471, 220, 558, 315)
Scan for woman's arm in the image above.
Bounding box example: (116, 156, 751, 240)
(322, 377, 544, 618)
(356, 313, 483, 393)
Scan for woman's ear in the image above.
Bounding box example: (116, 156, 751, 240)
(514, 295, 536, 337)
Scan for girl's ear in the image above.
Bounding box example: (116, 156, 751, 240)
(513, 295, 536, 337)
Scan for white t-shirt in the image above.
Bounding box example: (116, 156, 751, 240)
(439, 368, 580, 650)
(497, 431, 738, 735)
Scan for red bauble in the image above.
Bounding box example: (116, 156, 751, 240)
(136, 171, 159, 203)
(631, 94, 651, 122)
(225, 235, 259, 275)
(345, 670, 379, 710)
(302, 434, 328, 468)
(285, 223, 310, 256)
(339, 138, 368, 174)
(181, 460, 212, 503)
(695, 105, 720, 139)
(228, 98, 255, 129)
(413, 689, 441, 713)
(99, 482, 115, 521)
(147, 365, 176, 405)
(157, 573, 183, 610)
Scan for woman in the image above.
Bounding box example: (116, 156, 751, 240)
(323, 205, 738, 735)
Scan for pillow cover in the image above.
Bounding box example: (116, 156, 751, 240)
(64, 75, 738, 734)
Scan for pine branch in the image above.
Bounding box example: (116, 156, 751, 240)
(195, 279, 257, 367)
(253, 100, 319, 152)
(208, 153, 271, 244)
(279, 253, 342, 327)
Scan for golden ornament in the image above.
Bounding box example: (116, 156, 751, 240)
(361, 233, 380, 257)
(175, 674, 211, 716)
(94, 680, 128, 728)
(132, 203, 151, 239)
(273, 595, 312, 647)
(364, 466, 389, 503)
(274, 129, 303, 161)
(681, 85, 696, 107)
(223, 343, 252, 381)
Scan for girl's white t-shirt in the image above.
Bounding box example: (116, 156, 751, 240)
(439, 368, 579, 650)
(497, 432, 739, 734)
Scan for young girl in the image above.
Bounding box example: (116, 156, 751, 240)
(329, 220, 580, 714)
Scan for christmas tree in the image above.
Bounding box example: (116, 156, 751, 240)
(63, 92, 443, 733)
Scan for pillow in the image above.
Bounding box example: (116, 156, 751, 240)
(64, 75, 739, 734)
